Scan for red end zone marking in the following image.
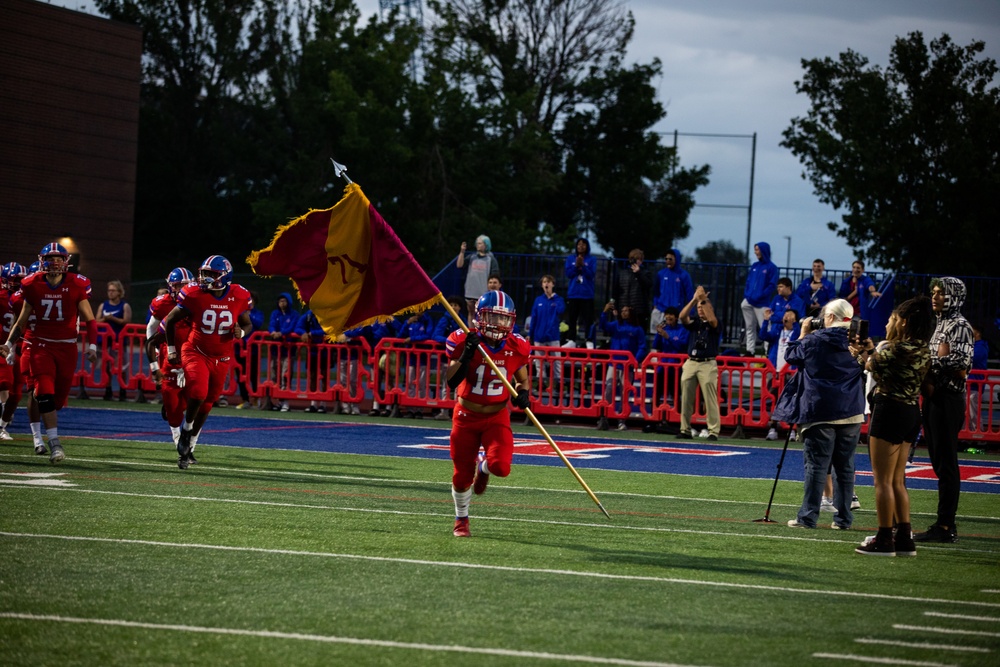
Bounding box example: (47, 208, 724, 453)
(401, 439, 748, 460)
(855, 463, 1000, 485)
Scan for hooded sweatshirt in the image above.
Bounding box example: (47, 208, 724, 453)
(743, 242, 779, 308)
(565, 237, 597, 300)
(653, 248, 694, 312)
(778, 326, 865, 426)
(269, 292, 299, 340)
(928, 276, 975, 394)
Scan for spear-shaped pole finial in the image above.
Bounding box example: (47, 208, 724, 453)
(330, 158, 353, 184)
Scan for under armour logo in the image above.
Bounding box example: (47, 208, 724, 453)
(504, 350, 514, 356)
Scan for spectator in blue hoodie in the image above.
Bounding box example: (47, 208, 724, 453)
(741, 242, 779, 355)
(597, 301, 647, 431)
(564, 237, 597, 343)
(651, 248, 694, 335)
(294, 309, 328, 413)
(267, 292, 299, 411)
(528, 274, 567, 391)
(796, 258, 836, 317)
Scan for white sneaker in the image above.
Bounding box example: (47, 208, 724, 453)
(790, 429, 798, 441)
(350, 405, 360, 416)
(616, 421, 627, 431)
(698, 429, 710, 439)
(0, 429, 12, 441)
(766, 428, 778, 441)
(820, 497, 836, 513)
(280, 402, 289, 412)
(851, 494, 861, 510)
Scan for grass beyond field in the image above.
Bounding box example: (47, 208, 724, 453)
(1, 406, 998, 666)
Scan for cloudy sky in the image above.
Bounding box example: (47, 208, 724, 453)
(355, 0, 1000, 272)
(52, 0, 999, 272)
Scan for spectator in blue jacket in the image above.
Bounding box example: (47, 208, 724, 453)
(597, 301, 647, 431)
(652, 306, 689, 407)
(764, 278, 806, 341)
(741, 242, 779, 355)
(776, 298, 866, 529)
(433, 295, 467, 346)
(796, 258, 836, 317)
(267, 292, 299, 411)
(564, 237, 597, 343)
(294, 309, 328, 413)
(760, 308, 802, 441)
(968, 323, 990, 432)
(400, 311, 434, 417)
(651, 248, 694, 335)
(529, 274, 566, 391)
(838, 260, 881, 321)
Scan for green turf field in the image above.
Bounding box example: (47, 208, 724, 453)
(1, 411, 998, 666)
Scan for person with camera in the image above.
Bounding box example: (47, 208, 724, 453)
(851, 297, 934, 556)
(780, 299, 866, 529)
(678, 286, 721, 440)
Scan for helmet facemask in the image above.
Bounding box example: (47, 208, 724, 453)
(477, 308, 514, 343)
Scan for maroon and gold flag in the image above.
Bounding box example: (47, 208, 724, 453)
(247, 183, 440, 339)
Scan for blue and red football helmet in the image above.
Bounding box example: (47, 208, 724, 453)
(476, 290, 516, 343)
(198, 255, 233, 291)
(39, 242, 71, 274)
(166, 267, 194, 295)
(28, 261, 42, 275)
(1, 262, 27, 290)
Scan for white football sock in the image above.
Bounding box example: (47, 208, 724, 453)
(452, 486, 472, 518)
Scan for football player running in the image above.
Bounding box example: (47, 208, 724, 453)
(445, 290, 532, 537)
(145, 267, 194, 447)
(163, 256, 252, 469)
(0, 262, 28, 441)
(0, 244, 98, 463)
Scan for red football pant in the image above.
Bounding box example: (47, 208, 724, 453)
(27, 339, 77, 409)
(181, 343, 232, 409)
(450, 407, 513, 489)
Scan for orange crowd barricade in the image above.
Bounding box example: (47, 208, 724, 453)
(117, 323, 157, 394)
(961, 369, 1000, 442)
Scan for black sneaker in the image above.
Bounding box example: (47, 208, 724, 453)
(678, 430, 693, 439)
(305, 405, 319, 413)
(707, 434, 718, 441)
(912, 524, 958, 543)
(855, 534, 895, 557)
(186, 451, 198, 465)
(596, 416, 610, 431)
(177, 429, 193, 469)
(369, 408, 381, 417)
(894, 533, 917, 557)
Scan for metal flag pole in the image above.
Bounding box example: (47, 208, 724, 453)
(328, 158, 610, 518)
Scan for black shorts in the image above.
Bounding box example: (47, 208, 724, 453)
(868, 394, 921, 445)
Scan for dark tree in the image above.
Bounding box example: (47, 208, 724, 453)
(782, 32, 1000, 275)
(693, 240, 746, 265)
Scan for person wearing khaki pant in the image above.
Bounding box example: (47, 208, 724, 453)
(678, 286, 721, 440)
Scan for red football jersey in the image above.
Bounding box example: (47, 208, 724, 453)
(0, 289, 10, 335)
(176, 283, 252, 357)
(19, 272, 92, 341)
(149, 293, 192, 355)
(445, 329, 530, 408)
(4, 290, 33, 341)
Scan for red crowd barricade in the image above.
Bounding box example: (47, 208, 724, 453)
(58, 323, 1000, 445)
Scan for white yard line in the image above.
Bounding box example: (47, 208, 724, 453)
(923, 611, 1000, 622)
(893, 624, 1000, 638)
(2, 530, 998, 609)
(813, 653, 956, 666)
(0, 612, 706, 667)
(855, 637, 990, 653)
(2, 482, 998, 555)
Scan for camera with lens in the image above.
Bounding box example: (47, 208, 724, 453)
(807, 316, 824, 330)
(629, 258, 639, 266)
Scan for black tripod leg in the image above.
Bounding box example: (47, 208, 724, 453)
(754, 428, 794, 523)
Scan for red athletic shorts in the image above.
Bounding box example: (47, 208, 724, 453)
(27, 339, 78, 408)
(450, 406, 513, 489)
(181, 343, 232, 408)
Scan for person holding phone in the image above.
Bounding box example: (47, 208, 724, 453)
(851, 297, 934, 556)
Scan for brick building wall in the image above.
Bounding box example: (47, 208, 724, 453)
(0, 0, 140, 295)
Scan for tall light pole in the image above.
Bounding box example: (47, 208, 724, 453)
(783, 235, 791, 272)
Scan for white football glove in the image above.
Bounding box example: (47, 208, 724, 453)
(171, 367, 186, 388)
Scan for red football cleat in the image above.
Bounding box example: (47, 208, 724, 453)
(472, 452, 490, 495)
(453, 517, 470, 537)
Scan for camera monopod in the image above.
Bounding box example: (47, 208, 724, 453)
(752, 428, 794, 523)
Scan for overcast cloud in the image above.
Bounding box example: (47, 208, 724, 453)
(52, 0, 999, 272)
